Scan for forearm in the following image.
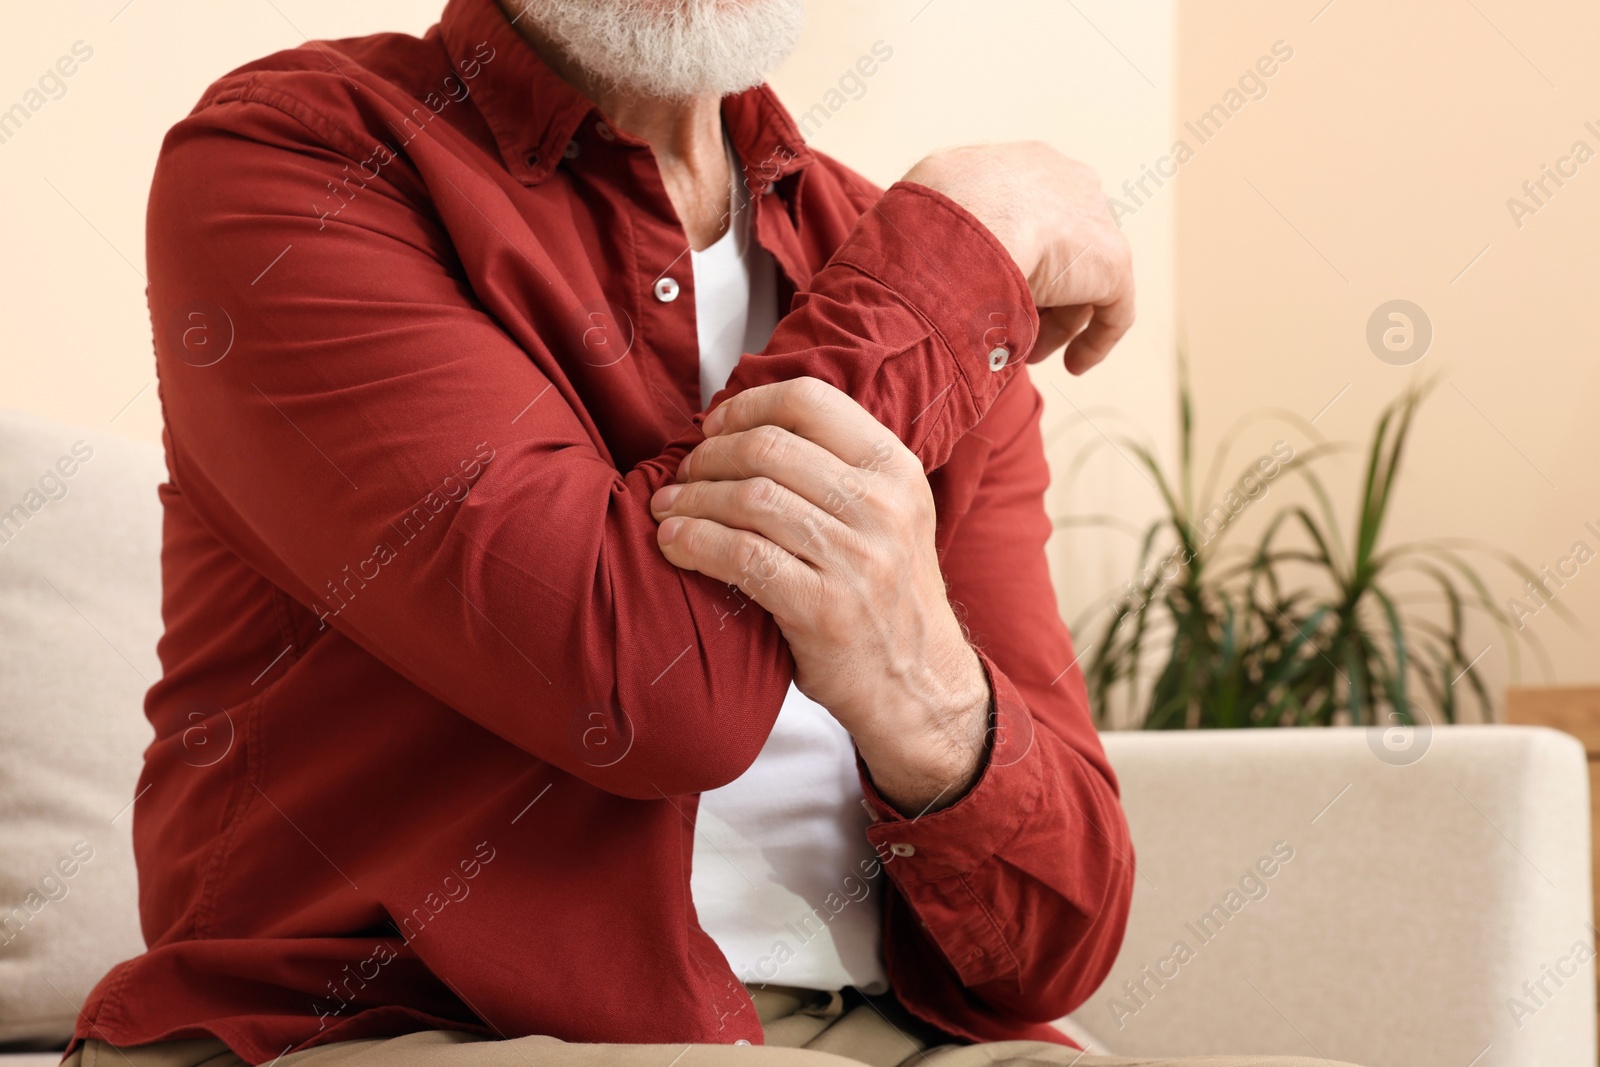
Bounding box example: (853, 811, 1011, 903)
(850, 627, 993, 816)
(869, 378, 1134, 1029)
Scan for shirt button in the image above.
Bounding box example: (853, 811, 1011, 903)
(988, 346, 1011, 372)
(889, 843, 915, 858)
(523, 150, 540, 168)
(763, 183, 775, 195)
(734, 1040, 752, 1046)
(654, 277, 681, 303)
(595, 121, 616, 142)
(563, 140, 580, 160)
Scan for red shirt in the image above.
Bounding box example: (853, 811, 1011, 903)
(74, 0, 1134, 1060)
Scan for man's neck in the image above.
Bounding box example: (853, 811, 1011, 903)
(496, 1, 734, 250)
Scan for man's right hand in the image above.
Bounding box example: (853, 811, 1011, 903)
(903, 142, 1134, 376)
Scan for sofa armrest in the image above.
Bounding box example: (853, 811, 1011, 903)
(1064, 725, 1595, 1067)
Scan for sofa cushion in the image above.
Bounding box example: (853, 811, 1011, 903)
(1073, 725, 1596, 1067)
(0, 409, 164, 1044)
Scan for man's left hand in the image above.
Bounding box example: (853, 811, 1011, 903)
(650, 377, 990, 814)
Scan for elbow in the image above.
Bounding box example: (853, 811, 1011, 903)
(994, 810, 1136, 1025)
(585, 732, 771, 800)
(1067, 850, 1138, 1015)
(1023, 845, 1138, 1023)
(560, 681, 783, 800)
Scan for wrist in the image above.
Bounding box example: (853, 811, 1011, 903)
(903, 151, 1038, 278)
(852, 642, 992, 816)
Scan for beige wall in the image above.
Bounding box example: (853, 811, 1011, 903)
(1174, 0, 1600, 711)
(0, 0, 1177, 662)
(1, 1, 447, 445)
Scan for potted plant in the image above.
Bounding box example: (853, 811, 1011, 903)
(1063, 366, 1558, 730)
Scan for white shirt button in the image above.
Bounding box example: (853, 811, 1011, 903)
(595, 121, 616, 142)
(563, 140, 580, 160)
(734, 1040, 752, 1046)
(988, 346, 1011, 372)
(889, 842, 915, 858)
(654, 277, 681, 303)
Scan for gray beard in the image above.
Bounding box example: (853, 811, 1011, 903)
(512, 0, 805, 99)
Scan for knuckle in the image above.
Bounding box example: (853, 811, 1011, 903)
(745, 424, 789, 468)
(734, 533, 781, 587)
(793, 375, 834, 409)
(831, 525, 871, 567)
(1109, 233, 1134, 267)
(734, 534, 763, 573)
(877, 491, 908, 527)
(739, 476, 779, 511)
(874, 437, 911, 472)
(885, 480, 934, 529)
(791, 517, 827, 558)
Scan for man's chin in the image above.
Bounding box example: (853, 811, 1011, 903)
(518, 0, 804, 100)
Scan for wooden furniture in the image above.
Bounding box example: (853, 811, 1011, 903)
(1507, 686, 1600, 1061)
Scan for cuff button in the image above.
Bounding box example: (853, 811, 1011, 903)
(988, 346, 1011, 371)
(889, 842, 916, 857)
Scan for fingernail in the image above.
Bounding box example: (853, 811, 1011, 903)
(702, 404, 727, 437)
(657, 516, 683, 546)
(651, 483, 683, 515)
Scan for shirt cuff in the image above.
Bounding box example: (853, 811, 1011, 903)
(828, 180, 1041, 413)
(856, 647, 1046, 887)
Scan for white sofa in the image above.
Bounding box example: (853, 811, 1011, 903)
(2, 407, 1594, 1067)
(1072, 727, 1596, 1066)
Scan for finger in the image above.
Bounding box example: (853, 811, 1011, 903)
(703, 376, 909, 472)
(677, 426, 884, 520)
(652, 477, 848, 566)
(1062, 284, 1135, 375)
(1028, 304, 1093, 364)
(656, 515, 816, 617)
(1031, 224, 1132, 310)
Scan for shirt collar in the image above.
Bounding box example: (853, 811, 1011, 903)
(438, 0, 817, 188)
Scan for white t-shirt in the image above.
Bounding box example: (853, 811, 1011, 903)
(687, 139, 889, 994)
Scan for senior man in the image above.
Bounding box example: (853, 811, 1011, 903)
(68, 1, 1360, 1066)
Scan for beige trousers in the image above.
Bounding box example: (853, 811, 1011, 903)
(65, 985, 1361, 1067)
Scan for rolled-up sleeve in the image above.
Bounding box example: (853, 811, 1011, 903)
(716, 180, 1040, 475)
